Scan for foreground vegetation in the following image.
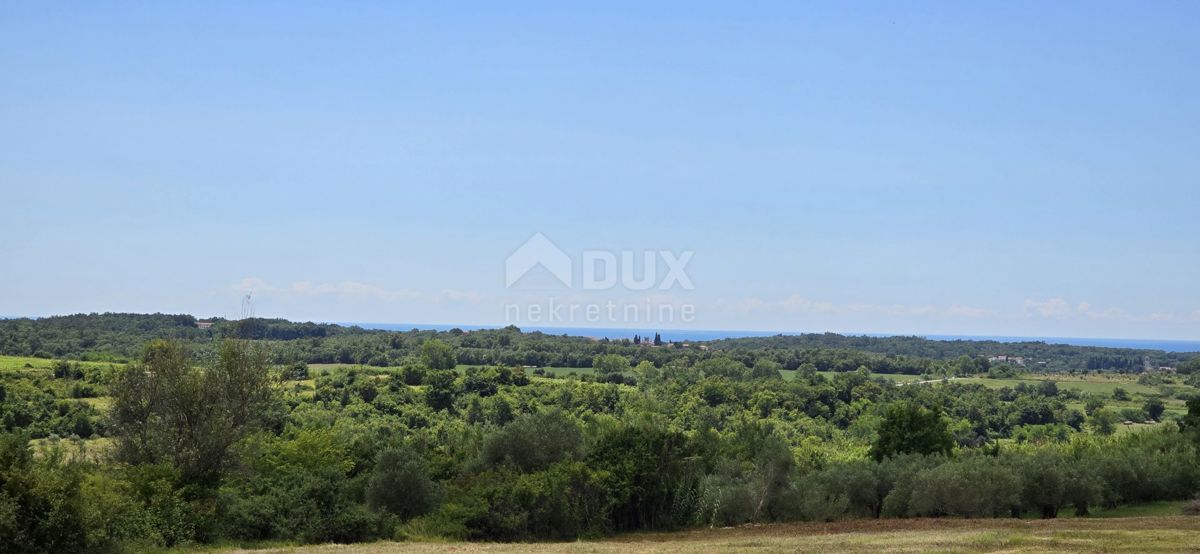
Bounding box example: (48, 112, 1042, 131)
(1, 314, 1200, 552)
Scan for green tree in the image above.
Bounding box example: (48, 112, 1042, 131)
(632, 360, 660, 383)
(695, 357, 748, 380)
(795, 362, 818, 380)
(1111, 387, 1130, 401)
(222, 429, 372, 544)
(365, 448, 443, 520)
(110, 339, 279, 483)
(424, 370, 458, 411)
(420, 339, 457, 370)
(1143, 398, 1165, 421)
(0, 432, 89, 552)
(480, 411, 583, 472)
(284, 361, 309, 380)
(870, 401, 954, 461)
(906, 456, 1019, 518)
(586, 424, 701, 531)
(401, 364, 426, 386)
(750, 359, 783, 380)
(1018, 450, 1068, 518)
(1180, 396, 1200, 444)
(592, 354, 630, 375)
(1088, 408, 1119, 436)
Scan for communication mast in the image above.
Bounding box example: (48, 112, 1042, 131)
(240, 292, 255, 320)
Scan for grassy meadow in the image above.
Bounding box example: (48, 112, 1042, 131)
(215, 514, 1200, 553)
(0, 354, 124, 373)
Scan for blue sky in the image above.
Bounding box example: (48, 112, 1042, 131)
(1, 2, 1198, 339)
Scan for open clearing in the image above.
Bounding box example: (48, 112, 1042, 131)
(219, 516, 1200, 553)
(0, 354, 125, 372)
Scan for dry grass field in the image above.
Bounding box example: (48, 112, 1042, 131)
(217, 516, 1200, 554)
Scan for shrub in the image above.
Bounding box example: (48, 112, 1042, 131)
(401, 364, 425, 386)
(219, 430, 376, 544)
(1088, 408, 1119, 435)
(420, 339, 456, 370)
(587, 424, 706, 531)
(1119, 407, 1148, 423)
(0, 432, 89, 553)
(284, 362, 309, 380)
(479, 411, 582, 473)
(1144, 398, 1166, 421)
(870, 402, 953, 461)
(1183, 496, 1200, 516)
(366, 448, 443, 521)
(907, 456, 1020, 518)
(436, 462, 615, 541)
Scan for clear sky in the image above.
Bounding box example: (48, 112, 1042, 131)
(2, 2, 1198, 340)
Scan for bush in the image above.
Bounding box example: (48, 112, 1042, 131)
(695, 471, 757, 526)
(479, 411, 582, 473)
(219, 430, 376, 544)
(1089, 408, 1119, 435)
(435, 462, 615, 541)
(799, 460, 880, 520)
(870, 402, 953, 461)
(401, 364, 426, 386)
(1183, 496, 1200, 516)
(906, 455, 1020, 518)
(1119, 407, 1148, 423)
(0, 432, 89, 553)
(284, 362, 309, 380)
(420, 339, 457, 370)
(1144, 398, 1166, 421)
(586, 424, 706, 531)
(366, 448, 443, 521)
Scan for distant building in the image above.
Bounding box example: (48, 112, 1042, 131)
(196, 320, 214, 329)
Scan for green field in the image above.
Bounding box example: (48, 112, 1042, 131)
(214, 515, 1200, 553)
(0, 354, 125, 372)
(952, 375, 1159, 396)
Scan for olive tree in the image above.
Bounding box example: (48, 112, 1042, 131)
(110, 339, 280, 483)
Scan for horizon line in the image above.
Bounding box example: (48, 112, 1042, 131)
(4, 313, 1198, 345)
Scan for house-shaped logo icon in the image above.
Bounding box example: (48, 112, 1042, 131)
(505, 233, 572, 288)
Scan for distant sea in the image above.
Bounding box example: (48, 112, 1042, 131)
(345, 323, 1200, 353)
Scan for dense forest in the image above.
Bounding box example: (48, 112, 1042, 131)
(2, 314, 1200, 551)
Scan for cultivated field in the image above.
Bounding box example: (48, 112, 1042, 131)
(219, 515, 1200, 553)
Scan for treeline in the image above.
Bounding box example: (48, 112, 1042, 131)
(3, 313, 1196, 375)
(708, 333, 1194, 372)
(0, 314, 357, 361)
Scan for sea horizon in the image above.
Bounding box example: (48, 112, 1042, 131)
(5, 315, 1197, 353)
